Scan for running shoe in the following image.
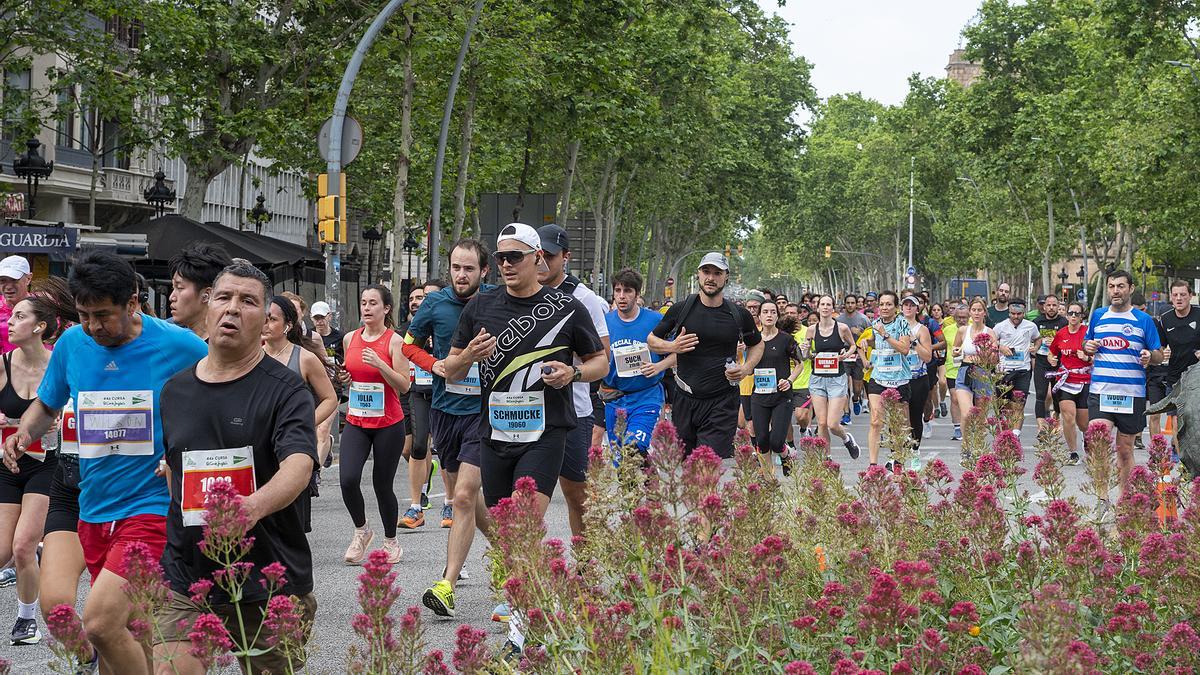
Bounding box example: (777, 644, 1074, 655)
(1067, 452, 1080, 466)
(853, 400, 862, 416)
(399, 507, 425, 529)
(440, 503, 454, 529)
(502, 639, 523, 664)
(939, 402, 949, 418)
(420, 493, 430, 510)
(841, 412, 852, 426)
(422, 580, 456, 617)
(951, 427, 962, 441)
(923, 421, 932, 438)
(1134, 435, 1145, 450)
(0, 567, 15, 588)
(344, 528, 374, 565)
(884, 461, 894, 474)
(10, 617, 40, 645)
(492, 602, 512, 623)
(381, 537, 403, 564)
(844, 433, 861, 460)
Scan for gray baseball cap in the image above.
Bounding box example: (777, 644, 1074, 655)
(697, 252, 729, 271)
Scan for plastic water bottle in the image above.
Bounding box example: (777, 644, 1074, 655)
(908, 454, 923, 472)
(725, 357, 739, 386)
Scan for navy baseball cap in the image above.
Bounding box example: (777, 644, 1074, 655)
(536, 224, 570, 255)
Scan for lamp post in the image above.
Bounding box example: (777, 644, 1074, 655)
(246, 194, 271, 233)
(143, 169, 176, 218)
(1057, 268, 1068, 301)
(402, 231, 420, 282)
(11, 138, 53, 220)
(362, 225, 383, 283)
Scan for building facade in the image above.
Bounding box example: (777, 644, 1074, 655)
(945, 49, 982, 88)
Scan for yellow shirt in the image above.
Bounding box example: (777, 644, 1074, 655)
(792, 330, 813, 388)
(942, 321, 961, 378)
(857, 327, 875, 382)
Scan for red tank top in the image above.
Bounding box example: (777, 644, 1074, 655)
(345, 328, 404, 428)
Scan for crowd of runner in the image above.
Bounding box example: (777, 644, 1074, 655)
(0, 224, 1195, 671)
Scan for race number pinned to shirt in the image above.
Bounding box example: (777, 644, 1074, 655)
(348, 382, 386, 418)
(1037, 342, 1051, 357)
(488, 391, 545, 443)
(411, 364, 434, 387)
(60, 399, 78, 456)
(1, 427, 42, 461)
(180, 447, 256, 527)
(76, 390, 154, 459)
(1001, 349, 1027, 370)
(1099, 394, 1135, 415)
(446, 363, 481, 396)
(753, 368, 777, 394)
(873, 349, 903, 381)
(813, 353, 840, 375)
(613, 343, 651, 378)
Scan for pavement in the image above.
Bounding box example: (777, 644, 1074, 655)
(0, 394, 1164, 672)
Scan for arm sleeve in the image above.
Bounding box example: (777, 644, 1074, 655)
(651, 302, 682, 339)
(451, 297, 480, 350)
(739, 307, 763, 347)
(402, 302, 438, 370)
(273, 385, 319, 466)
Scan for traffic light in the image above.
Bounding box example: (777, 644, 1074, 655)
(737, 244, 744, 257)
(824, 245, 832, 259)
(724, 244, 731, 258)
(317, 173, 347, 244)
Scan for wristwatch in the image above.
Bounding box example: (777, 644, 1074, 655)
(572, 366, 582, 382)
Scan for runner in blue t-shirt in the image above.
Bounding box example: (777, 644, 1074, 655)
(602, 269, 675, 457)
(2, 250, 206, 674)
(1083, 270, 1163, 493)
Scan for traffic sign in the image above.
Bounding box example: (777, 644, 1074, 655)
(1077, 289, 1086, 301)
(1151, 291, 1161, 301)
(666, 277, 675, 287)
(318, 116, 364, 166)
(906, 275, 916, 285)
(906, 266, 917, 277)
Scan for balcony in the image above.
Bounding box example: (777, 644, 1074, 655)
(98, 167, 173, 207)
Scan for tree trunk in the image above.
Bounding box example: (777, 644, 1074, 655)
(591, 157, 615, 285)
(450, 64, 477, 244)
(512, 119, 533, 222)
(88, 145, 100, 229)
(558, 139, 581, 226)
(237, 148, 251, 231)
(1042, 192, 1055, 294)
(391, 10, 415, 301)
(178, 160, 211, 221)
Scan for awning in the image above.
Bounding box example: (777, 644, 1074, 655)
(115, 215, 323, 269)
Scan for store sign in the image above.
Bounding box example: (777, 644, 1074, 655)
(0, 225, 78, 254)
(1, 194, 24, 219)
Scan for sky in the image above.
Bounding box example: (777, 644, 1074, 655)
(760, 0, 982, 109)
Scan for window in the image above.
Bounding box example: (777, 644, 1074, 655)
(102, 119, 128, 169)
(1, 69, 31, 142)
(105, 17, 143, 51)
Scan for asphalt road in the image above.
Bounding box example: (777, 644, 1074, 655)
(0, 395, 1157, 672)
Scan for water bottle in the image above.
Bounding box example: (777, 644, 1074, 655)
(725, 357, 738, 386)
(908, 454, 922, 471)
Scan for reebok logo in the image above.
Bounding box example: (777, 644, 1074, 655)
(104, 361, 119, 371)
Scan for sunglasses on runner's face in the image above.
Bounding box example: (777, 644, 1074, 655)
(493, 249, 537, 266)
(1067, 310, 1082, 316)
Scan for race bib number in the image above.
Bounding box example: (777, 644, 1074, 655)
(488, 391, 545, 443)
(1002, 350, 1027, 369)
(1099, 394, 1135, 414)
(76, 390, 154, 459)
(613, 344, 651, 379)
(753, 368, 777, 394)
(813, 353, 840, 376)
(60, 399, 78, 456)
(2, 427, 42, 461)
(411, 364, 433, 387)
(349, 382, 386, 418)
(180, 447, 256, 527)
(446, 363, 481, 395)
(873, 349, 903, 380)
(1037, 342, 1051, 357)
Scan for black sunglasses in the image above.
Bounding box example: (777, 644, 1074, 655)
(1067, 310, 1082, 316)
(493, 249, 537, 266)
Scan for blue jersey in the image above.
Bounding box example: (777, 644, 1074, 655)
(38, 316, 208, 523)
(1085, 307, 1160, 398)
(404, 285, 496, 416)
(871, 317, 912, 386)
(603, 307, 666, 407)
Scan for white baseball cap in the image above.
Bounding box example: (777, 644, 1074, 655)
(310, 301, 331, 317)
(697, 252, 729, 272)
(496, 223, 542, 251)
(0, 256, 30, 280)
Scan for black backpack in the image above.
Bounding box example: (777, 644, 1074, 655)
(671, 292, 749, 343)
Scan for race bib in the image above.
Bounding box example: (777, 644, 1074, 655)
(613, 344, 651, 379)
(411, 364, 434, 387)
(60, 399, 78, 456)
(753, 368, 777, 394)
(2, 427, 42, 461)
(488, 391, 545, 443)
(76, 390, 154, 459)
(180, 447, 256, 527)
(1037, 342, 1051, 357)
(446, 363, 481, 396)
(952, 354, 964, 367)
(813, 353, 840, 376)
(349, 382, 386, 418)
(873, 349, 903, 380)
(1099, 394, 1135, 414)
(1002, 350, 1027, 369)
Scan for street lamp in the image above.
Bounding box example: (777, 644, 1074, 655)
(402, 231, 420, 282)
(1057, 268, 1068, 300)
(362, 225, 383, 283)
(11, 138, 53, 220)
(246, 194, 271, 233)
(143, 168, 176, 218)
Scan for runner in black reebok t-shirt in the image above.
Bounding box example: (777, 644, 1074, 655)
(1032, 296, 1068, 428)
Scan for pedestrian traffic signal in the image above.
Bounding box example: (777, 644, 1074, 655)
(824, 245, 831, 259)
(317, 173, 347, 244)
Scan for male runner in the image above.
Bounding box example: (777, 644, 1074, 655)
(153, 262, 318, 673)
(3, 250, 207, 674)
(987, 282, 1012, 327)
(863, 292, 879, 319)
(410, 239, 495, 618)
(311, 300, 344, 364)
(1149, 280, 1200, 439)
(839, 295, 871, 416)
(603, 268, 674, 455)
(535, 224, 610, 539)
(649, 252, 763, 459)
(168, 242, 233, 340)
(0, 255, 32, 353)
(445, 223, 606, 512)
(1032, 295, 1067, 431)
(398, 282, 436, 526)
(994, 298, 1040, 432)
(1084, 271, 1162, 493)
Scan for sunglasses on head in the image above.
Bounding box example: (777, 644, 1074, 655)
(493, 249, 537, 266)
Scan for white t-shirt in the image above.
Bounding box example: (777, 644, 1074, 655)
(564, 281, 609, 416)
(994, 319, 1039, 372)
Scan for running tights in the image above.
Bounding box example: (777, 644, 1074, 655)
(340, 422, 405, 538)
(410, 390, 432, 460)
(908, 374, 932, 447)
(752, 397, 792, 454)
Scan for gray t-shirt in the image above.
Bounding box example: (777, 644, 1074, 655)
(993, 319, 1040, 372)
(838, 311, 871, 339)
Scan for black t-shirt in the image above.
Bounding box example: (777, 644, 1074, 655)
(1159, 306, 1200, 383)
(160, 356, 318, 603)
(1033, 313, 1067, 367)
(753, 331, 800, 406)
(452, 286, 603, 438)
(320, 327, 345, 364)
(652, 295, 762, 398)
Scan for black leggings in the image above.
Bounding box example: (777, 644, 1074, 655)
(340, 421, 405, 538)
(751, 395, 792, 454)
(1033, 361, 1053, 419)
(908, 374, 932, 446)
(410, 390, 432, 460)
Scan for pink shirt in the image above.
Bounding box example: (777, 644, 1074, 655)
(0, 299, 13, 354)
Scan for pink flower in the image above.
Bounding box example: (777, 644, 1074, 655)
(45, 604, 90, 664)
(188, 579, 213, 605)
(187, 613, 233, 670)
(784, 662, 818, 675)
(422, 650, 453, 675)
(260, 561, 288, 592)
(263, 594, 307, 653)
(452, 625, 489, 672)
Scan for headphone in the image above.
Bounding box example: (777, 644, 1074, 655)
(134, 273, 150, 305)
